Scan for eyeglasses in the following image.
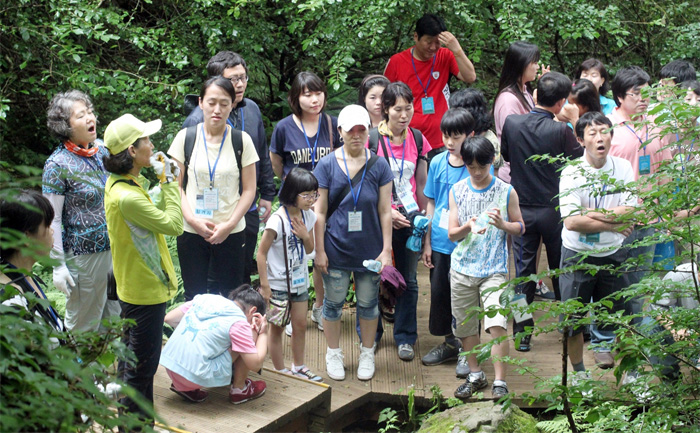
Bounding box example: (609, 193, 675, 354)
(227, 75, 249, 85)
(625, 91, 645, 99)
(298, 192, 319, 201)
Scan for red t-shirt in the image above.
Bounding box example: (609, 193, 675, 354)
(384, 47, 459, 150)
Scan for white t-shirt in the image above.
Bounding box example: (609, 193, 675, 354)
(265, 207, 316, 293)
(168, 124, 259, 234)
(559, 154, 636, 256)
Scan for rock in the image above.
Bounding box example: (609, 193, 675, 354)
(418, 401, 537, 433)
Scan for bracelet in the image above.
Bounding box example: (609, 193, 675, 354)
(517, 221, 524, 236)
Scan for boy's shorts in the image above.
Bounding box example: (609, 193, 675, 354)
(450, 271, 508, 338)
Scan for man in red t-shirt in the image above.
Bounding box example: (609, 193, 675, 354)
(384, 14, 476, 158)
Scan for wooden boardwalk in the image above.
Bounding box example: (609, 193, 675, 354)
(154, 257, 612, 432)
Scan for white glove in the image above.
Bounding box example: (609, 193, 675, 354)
(150, 151, 177, 184)
(53, 264, 75, 296)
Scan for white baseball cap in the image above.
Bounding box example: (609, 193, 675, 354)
(337, 104, 370, 131)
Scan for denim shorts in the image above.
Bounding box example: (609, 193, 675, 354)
(271, 289, 309, 303)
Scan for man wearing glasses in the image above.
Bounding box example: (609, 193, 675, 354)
(184, 51, 276, 284)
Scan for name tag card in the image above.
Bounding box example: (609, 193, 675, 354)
(195, 194, 213, 218)
(203, 188, 219, 210)
(639, 155, 651, 175)
(421, 96, 435, 114)
(348, 211, 363, 232)
(291, 264, 307, 290)
(439, 208, 450, 230)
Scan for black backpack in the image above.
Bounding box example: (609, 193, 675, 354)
(180, 125, 243, 194)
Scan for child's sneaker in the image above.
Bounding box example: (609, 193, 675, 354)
(292, 366, 323, 382)
(535, 280, 556, 300)
(492, 380, 509, 399)
(326, 347, 345, 381)
(454, 370, 488, 399)
(357, 345, 375, 380)
(169, 384, 208, 403)
(229, 378, 266, 404)
(311, 304, 324, 331)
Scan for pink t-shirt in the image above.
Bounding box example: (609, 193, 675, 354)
(493, 88, 534, 183)
(367, 128, 430, 206)
(179, 302, 257, 354)
(607, 108, 672, 182)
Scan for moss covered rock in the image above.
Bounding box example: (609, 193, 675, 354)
(418, 401, 537, 433)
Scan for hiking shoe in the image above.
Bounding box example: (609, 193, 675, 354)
(229, 378, 266, 404)
(454, 371, 488, 399)
(326, 348, 345, 381)
(292, 366, 323, 382)
(456, 354, 471, 378)
(492, 380, 509, 399)
(397, 344, 415, 361)
(285, 322, 293, 336)
(170, 384, 208, 403)
(535, 280, 556, 300)
(311, 304, 323, 331)
(357, 345, 375, 381)
(421, 341, 461, 366)
(515, 334, 531, 352)
(594, 351, 615, 369)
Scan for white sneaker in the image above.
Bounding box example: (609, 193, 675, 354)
(622, 370, 651, 402)
(311, 304, 324, 331)
(357, 345, 375, 380)
(326, 348, 345, 381)
(285, 322, 293, 336)
(569, 370, 592, 398)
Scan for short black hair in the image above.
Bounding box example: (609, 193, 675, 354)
(449, 89, 493, 134)
(682, 80, 700, 96)
(611, 66, 650, 107)
(229, 284, 267, 316)
(570, 79, 602, 114)
(575, 111, 613, 140)
(200, 76, 236, 101)
(0, 190, 55, 260)
(278, 167, 318, 207)
(415, 14, 446, 38)
(358, 74, 390, 106)
(574, 58, 611, 95)
(206, 51, 248, 77)
(103, 138, 143, 174)
(659, 60, 696, 84)
(382, 82, 413, 120)
(461, 136, 495, 166)
(440, 108, 475, 137)
(536, 72, 572, 107)
(288, 71, 327, 118)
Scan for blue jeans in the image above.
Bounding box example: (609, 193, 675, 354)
(322, 269, 380, 321)
(392, 227, 420, 346)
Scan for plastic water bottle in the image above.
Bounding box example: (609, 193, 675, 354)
(363, 260, 382, 273)
(258, 207, 267, 232)
(472, 201, 496, 234)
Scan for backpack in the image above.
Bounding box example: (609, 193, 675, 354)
(368, 127, 424, 162)
(180, 125, 243, 194)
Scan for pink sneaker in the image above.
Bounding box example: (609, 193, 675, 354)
(229, 378, 266, 404)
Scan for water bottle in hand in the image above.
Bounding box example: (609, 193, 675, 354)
(363, 260, 382, 273)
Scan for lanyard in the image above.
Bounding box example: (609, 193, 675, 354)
(384, 136, 406, 183)
(623, 121, 649, 155)
(300, 115, 323, 170)
(444, 152, 465, 209)
(341, 147, 368, 211)
(676, 133, 695, 164)
(200, 124, 228, 189)
(226, 108, 245, 131)
(283, 207, 305, 263)
(410, 48, 437, 97)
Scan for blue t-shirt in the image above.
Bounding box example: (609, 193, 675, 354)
(313, 150, 394, 271)
(270, 114, 341, 178)
(424, 151, 469, 254)
(42, 142, 110, 255)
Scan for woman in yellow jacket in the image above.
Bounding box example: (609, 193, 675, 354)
(103, 114, 183, 427)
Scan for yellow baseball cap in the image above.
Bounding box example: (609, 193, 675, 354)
(104, 114, 162, 154)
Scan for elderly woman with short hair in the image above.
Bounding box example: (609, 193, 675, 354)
(42, 90, 120, 332)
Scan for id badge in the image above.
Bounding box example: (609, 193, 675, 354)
(638, 154, 651, 175)
(195, 194, 213, 219)
(578, 232, 599, 246)
(291, 264, 307, 290)
(348, 211, 363, 232)
(203, 188, 218, 210)
(511, 294, 533, 324)
(396, 181, 419, 213)
(439, 208, 450, 230)
(421, 96, 435, 115)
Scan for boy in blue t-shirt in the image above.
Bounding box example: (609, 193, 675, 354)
(448, 136, 525, 399)
(421, 108, 475, 375)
